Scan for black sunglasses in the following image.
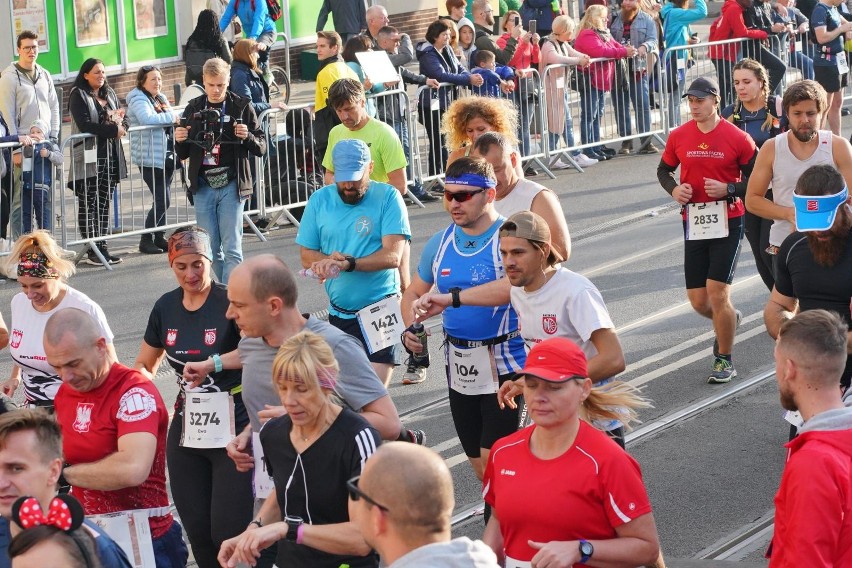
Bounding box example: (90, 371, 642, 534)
(346, 475, 389, 512)
(443, 188, 487, 202)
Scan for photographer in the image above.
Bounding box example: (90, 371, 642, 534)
(175, 58, 266, 284)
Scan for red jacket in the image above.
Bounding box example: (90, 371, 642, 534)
(709, 0, 768, 61)
(768, 411, 852, 568)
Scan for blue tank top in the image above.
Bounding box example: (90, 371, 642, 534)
(431, 220, 526, 375)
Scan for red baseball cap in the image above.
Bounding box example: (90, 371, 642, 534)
(520, 338, 588, 382)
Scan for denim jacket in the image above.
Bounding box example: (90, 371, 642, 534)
(610, 10, 659, 53)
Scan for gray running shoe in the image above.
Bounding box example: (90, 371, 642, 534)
(708, 357, 737, 384)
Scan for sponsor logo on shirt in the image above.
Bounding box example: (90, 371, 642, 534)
(73, 402, 94, 433)
(500, 469, 516, 476)
(166, 329, 178, 347)
(117, 387, 157, 423)
(204, 329, 217, 346)
(10, 329, 22, 349)
(542, 315, 558, 335)
(355, 216, 373, 237)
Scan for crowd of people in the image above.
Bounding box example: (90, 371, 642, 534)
(0, 0, 847, 567)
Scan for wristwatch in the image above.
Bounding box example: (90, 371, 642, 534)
(249, 518, 262, 529)
(726, 183, 737, 198)
(344, 255, 356, 272)
(579, 539, 594, 564)
(449, 287, 462, 309)
(284, 516, 303, 542)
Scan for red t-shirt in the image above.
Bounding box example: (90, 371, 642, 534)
(661, 118, 757, 219)
(483, 421, 653, 565)
(54, 363, 172, 538)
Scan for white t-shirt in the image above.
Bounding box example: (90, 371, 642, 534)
(9, 286, 114, 404)
(511, 267, 619, 430)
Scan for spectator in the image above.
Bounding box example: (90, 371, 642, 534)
(741, 0, 789, 94)
(660, 0, 707, 128)
(318, 0, 368, 44)
(313, 31, 359, 165)
(810, 0, 852, 134)
(175, 58, 267, 284)
(442, 96, 519, 168)
(184, 9, 232, 86)
(470, 50, 515, 97)
(0, 31, 60, 242)
(472, 0, 521, 65)
(519, 0, 559, 38)
(575, 5, 636, 161)
(772, 0, 814, 80)
(457, 17, 478, 69)
(219, 0, 276, 72)
(126, 65, 180, 255)
(20, 119, 59, 233)
(442, 0, 469, 22)
(364, 5, 391, 48)
(709, 0, 770, 108)
(67, 58, 128, 266)
(539, 15, 597, 169)
(498, 10, 540, 172)
(416, 19, 484, 176)
(768, 310, 852, 567)
(208, 0, 239, 44)
(0, 111, 34, 250)
(342, 36, 380, 118)
(610, 0, 660, 155)
(230, 38, 287, 117)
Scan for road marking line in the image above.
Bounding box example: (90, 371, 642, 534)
(582, 238, 682, 278)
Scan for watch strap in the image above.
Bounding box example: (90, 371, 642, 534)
(579, 539, 593, 563)
(344, 255, 356, 272)
(450, 287, 462, 309)
(285, 518, 302, 541)
(211, 354, 223, 373)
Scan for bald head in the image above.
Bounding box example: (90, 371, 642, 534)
(361, 442, 454, 540)
(238, 254, 298, 307)
(44, 308, 101, 348)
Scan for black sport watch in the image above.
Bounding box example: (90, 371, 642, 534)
(449, 287, 462, 309)
(284, 516, 303, 542)
(726, 182, 737, 197)
(579, 539, 594, 563)
(344, 255, 356, 272)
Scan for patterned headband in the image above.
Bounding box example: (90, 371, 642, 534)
(168, 230, 213, 265)
(18, 251, 59, 279)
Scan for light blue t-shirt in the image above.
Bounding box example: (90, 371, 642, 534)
(296, 181, 411, 318)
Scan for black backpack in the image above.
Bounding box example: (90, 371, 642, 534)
(235, 0, 282, 22)
(184, 42, 216, 85)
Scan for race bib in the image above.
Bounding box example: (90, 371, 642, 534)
(89, 511, 155, 568)
(839, 51, 849, 75)
(784, 410, 804, 429)
(686, 201, 729, 240)
(447, 344, 498, 395)
(252, 432, 275, 499)
(357, 296, 404, 354)
(505, 557, 532, 568)
(180, 392, 235, 448)
(202, 144, 220, 166)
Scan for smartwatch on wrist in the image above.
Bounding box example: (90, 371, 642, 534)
(211, 353, 223, 373)
(344, 255, 356, 272)
(579, 539, 594, 564)
(449, 287, 462, 309)
(284, 516, 303, 542)
(249, 519, 262, 529)
(726, 183, 737, 198)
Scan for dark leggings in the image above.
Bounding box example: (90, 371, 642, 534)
(743, 208, 775, 291)
(418, 106, 447, 177)
(74, 175, 112, 240)
(167, 411, 254, 568)
(141, 166, 174, 229)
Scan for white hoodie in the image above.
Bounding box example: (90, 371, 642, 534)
(390, 537, 500, 568)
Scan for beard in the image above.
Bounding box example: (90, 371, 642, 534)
(779, 388, 798, 412)
(806, 211, 852, 268)
(791, 125, 816, 143)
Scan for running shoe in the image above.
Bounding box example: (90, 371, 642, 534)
(405, 429, 426, 445)
(708, 357, 737, 384)
(402, 359, 427, 385)
(573, 153, 598, 167)
(713, 309, 742, 358)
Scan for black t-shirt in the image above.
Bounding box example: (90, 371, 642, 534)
(143, 282, 247, 426)
(776, 231, 852, 386)
(260, 408, 380, 568)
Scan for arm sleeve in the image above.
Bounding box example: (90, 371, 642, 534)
(416, 231, 443, 283)
(657, 151, 680, 194)
(316, 0, 331, 32)
(601, 451, 654, 528)
(220, 0, 236, 31)
(143, 301, 164, 349)
(774, 235, 799, 297)
(294, 195, 322, 250)
(331, 336, 389, 410)
(69, 91, 119, 138)
(734, 145, 758, 197)
(380, 188, 411, 239)
(115, 381, 163, 437)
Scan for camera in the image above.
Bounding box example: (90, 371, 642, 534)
(179, 108, 221, 128)
(180, 108, 224, 152)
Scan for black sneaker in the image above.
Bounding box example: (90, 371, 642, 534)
(524, 166, 539, 177)
(98, 243, 123, 265)
(599, 147, 617, 157)
(713, 309, 742, 358)
(405, 429, 426, 445)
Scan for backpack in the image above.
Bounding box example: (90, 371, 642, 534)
(184, 42, 217, 85)
(234, 0, 282, 22)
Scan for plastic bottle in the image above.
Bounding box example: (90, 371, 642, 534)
(409, 322, 430, 367)
(299, 266, 340, 280)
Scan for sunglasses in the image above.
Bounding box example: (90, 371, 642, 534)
(346, 475, 389, 512)
(443, 188, 487, 202)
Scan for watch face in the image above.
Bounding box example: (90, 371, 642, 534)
(580, 541, 594, 556)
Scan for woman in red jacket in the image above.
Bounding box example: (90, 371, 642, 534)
(574, 5, 636, 161)
(709, 0, 768, 108)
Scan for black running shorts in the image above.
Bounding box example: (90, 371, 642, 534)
(683, 215, 744, 289)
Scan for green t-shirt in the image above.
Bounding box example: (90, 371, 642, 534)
(323, 118, 408, 184)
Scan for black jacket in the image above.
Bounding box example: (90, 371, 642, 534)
(176, 91, 266, 199)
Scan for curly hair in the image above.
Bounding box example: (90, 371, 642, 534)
(440, 96, 519, 151)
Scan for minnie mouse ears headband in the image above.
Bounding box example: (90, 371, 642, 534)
(11, 494, 85, 532)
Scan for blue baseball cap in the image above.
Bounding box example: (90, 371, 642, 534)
(792, 186, 849, 232)
(332, 139, 372, 183)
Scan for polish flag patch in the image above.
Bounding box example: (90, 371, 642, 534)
(440, 268, 451, 277)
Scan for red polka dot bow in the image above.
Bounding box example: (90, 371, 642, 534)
(11, 495, 84, 532)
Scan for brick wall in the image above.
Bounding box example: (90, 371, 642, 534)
(55, 7, 440, 107)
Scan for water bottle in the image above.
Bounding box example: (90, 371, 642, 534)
(299, 266, 340, 280)
(408, 322, 430, 367)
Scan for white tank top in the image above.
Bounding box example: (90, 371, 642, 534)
(770, 130, 835, 246)
(494, 178, 547, 218)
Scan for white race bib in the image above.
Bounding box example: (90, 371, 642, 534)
(252, 431, 275, 499)
(180, 392, 235, 448)
(839, 51, 849, 75)
(89, 511, 155, 568)
(784, 410, 804, 429)
(505, 557, 532, 568)
(686, 200, 729, 240)
(447, 344, 498, 395)
(357, 296, 404, 354)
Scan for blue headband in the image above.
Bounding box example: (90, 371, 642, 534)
(792, 185, 849, 232)
(444, 173, 497, 189)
